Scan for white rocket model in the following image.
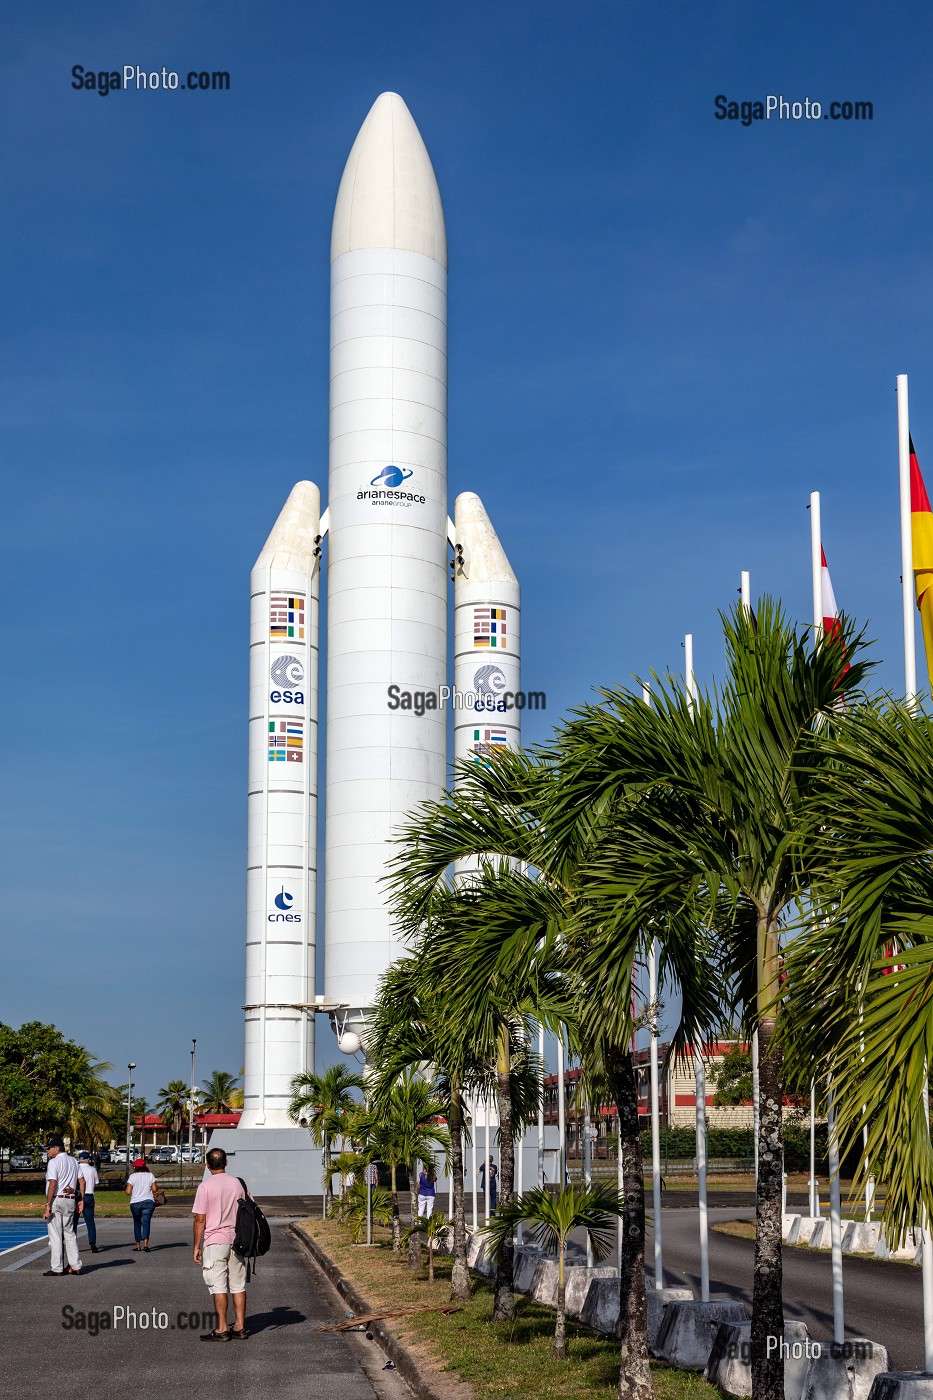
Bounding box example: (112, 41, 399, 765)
(323, 93, 449, 1023)
(239, 95, 522, 1135)
(240, 482, 321, 1129)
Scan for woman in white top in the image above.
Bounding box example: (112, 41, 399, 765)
(125, 1157, 157, 1251)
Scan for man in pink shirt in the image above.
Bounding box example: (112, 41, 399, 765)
(192, 1147, 247, 1341)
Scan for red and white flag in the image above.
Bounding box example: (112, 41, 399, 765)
(820, 545, 849, 673)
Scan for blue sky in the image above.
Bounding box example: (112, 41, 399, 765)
(2, 1, 931, 1099)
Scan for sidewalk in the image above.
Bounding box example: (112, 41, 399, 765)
(0, 1215, 407, 1397)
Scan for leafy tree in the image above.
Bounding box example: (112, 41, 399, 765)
(713, 1043, 754, 1105)
(0, 1022, 118, 1149)
(333, 1177, 393, 1243)
(484, 1184, 624, 1358)
(288, 1063, 364, 1214)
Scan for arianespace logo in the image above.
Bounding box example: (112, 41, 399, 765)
(269, 885, 301, 924)
(358, 464, 426, 508)
(270, 655, 305, 705)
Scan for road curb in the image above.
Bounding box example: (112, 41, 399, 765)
(288, 1223, 472, 1400)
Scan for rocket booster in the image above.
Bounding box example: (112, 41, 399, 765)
(240, 481, 321, 1129)
(324, 93, 449, 1017)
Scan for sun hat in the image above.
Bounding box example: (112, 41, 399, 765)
(133, 1157, 146, 1168)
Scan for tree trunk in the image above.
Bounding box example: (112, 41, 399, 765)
(554, 1249, 568, 1359)
(390, 1164, 401, 1255)
(448, 1082, 472, 1301)
(324, 1139, 333, 1217)
(428, 1242, 435, 1285)
(408, 1160, 422, 1268)
(751, 911, 785, 1400)
(493, 1026, 515, 1321)
(751, 1012, 784, 1400)
(609, 1046, 653, 1400)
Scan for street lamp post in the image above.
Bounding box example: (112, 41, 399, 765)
(187, 1039, 197, 1179)
(125, 1063, 136, 1182)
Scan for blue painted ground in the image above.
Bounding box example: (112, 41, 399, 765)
(0, 1220, 53, 1254)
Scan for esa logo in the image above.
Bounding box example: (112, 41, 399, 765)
(474, 664, 507, 711)
(269, 886, 302, 923)
(270, 655, 305, 706)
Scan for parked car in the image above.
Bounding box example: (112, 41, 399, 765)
(10, 1153, 34, 1170)
(111, 1147, 128, 1164)
(150, 1147, 176, 1163)
(180, 1146, 203, 1163)
(97, 1149, 112, 1164)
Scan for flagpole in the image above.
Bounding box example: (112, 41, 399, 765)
(827, 1077, 845, 1344)
(685, 633, 709, 1300)
(538, 1023, 545, 1188)
(643, 677, 663, 1290)
(810, 492, 822, 645)
(741, 572, 760, 1184)
(898, 374, 918, 703)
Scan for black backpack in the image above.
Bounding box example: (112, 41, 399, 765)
(233, 1179, 271, 1278)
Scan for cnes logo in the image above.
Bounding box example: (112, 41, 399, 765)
(269, 886, 301, 924)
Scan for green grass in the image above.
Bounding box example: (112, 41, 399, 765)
(302, 1218, 718, 1400)
(0, 1190, 194, 1217)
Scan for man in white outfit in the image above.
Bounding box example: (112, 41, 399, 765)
(43, 1136, 83, 1276)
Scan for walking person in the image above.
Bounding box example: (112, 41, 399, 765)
(416, 1164, 437, 1218)
(74, 1152, 100, 1253)
(126, 1156, 157, 1251)
(192, 1146, 248, 1341)
(42, 1136, 83, 1276)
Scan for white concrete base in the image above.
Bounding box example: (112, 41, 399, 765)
(783, 1214, 802, 1244)
(466, 1232, 495, 1277)
(802, 1340, 890, 1400)
(577, 1280, 693, 1344)
(867, 1373, 933, 1400)
(848, 1223, 882, 1255)
(565, 1266, 619, 1318)
(704, 1319, 811, 1398)
(646, 1286, 696, 1347)
(512, 1246, 541, 1293)
(205, 1127, 322, 1195)
(797, 1217, 824, 1247)
(875, 1228, 922, 1263)
(529, 1257, 560, 1306)
(653, 1299, 750, 1369)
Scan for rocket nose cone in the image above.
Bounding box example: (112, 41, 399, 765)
(331, 92, 447, 267)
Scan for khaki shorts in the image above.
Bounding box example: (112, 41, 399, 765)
(202, 1242, 247, 1295)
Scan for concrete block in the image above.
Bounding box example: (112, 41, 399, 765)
(529, 1257, 560, 1307)
(796, 1217, 823, 1246)
(705, 1319, 811, 1399)
(847, 1224, 882, 1256)
(646, 1287, 695, 1347)
(653, 1299, 750, 1368)
(564, 1265, 618, 1318)
(783, 1214, 802, 1244)
(875, 1228, 921, 1262)
(867, 1373, 933, 1400)
(802, 1339, 890, 1400)
(466, 1232, 495, 1277)
(512, 1246, 541, 1293)
(578, 1281, 693, 1345)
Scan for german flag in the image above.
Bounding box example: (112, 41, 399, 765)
(910, 436, 933, 691)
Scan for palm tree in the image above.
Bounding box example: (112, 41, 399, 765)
(351, 1070, 450, 1255)
(783, 701, 933, 1239)
(156, 1080, 189, 1157)
(366, 950, 477, 1299)
(62, 1052, 122, 1148)
(552, 599, 868, 1400)
(403, 1210, 450, 1284)
(200, 1070, 242, 1114)
(289, 1064, 364, 1215)
(484, 1184, 624, 1358)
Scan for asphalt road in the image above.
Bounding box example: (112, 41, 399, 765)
(652, 1206, 923, 1370)
(0, 1216, 410, 1398)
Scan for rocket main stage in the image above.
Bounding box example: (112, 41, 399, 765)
(236, 93, 520, 1139)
